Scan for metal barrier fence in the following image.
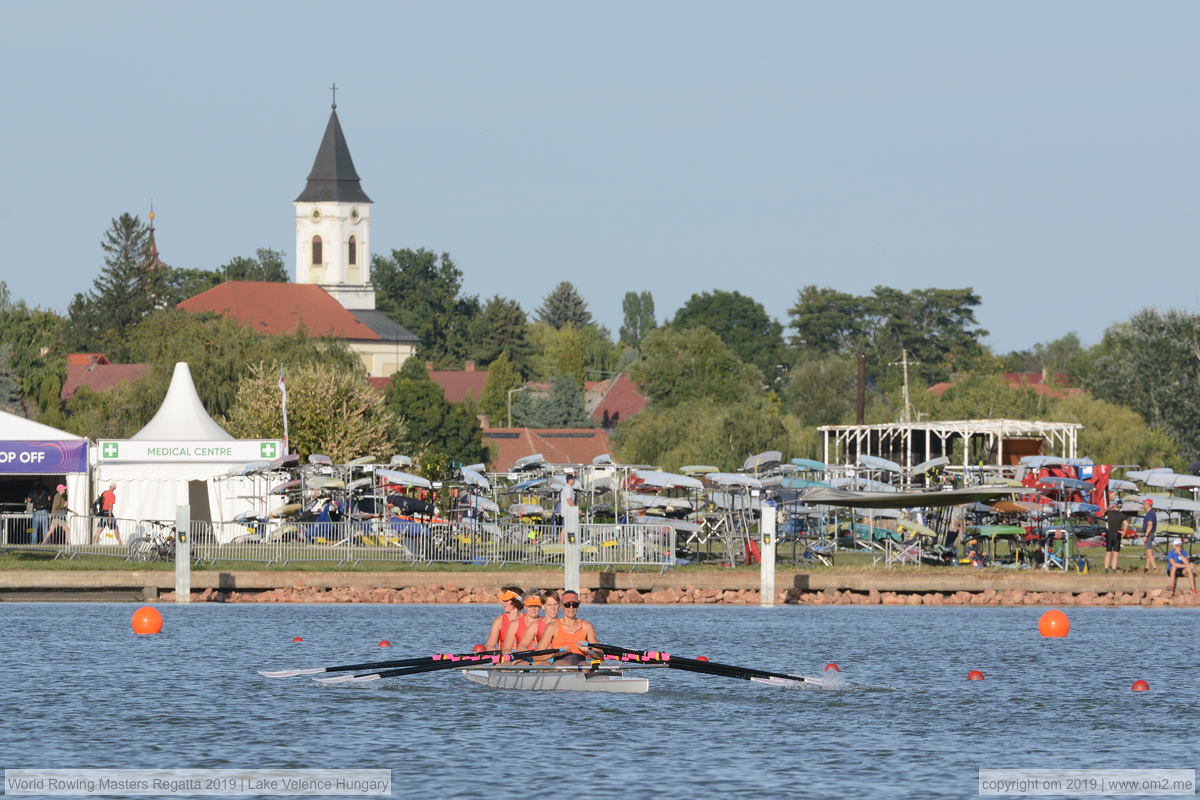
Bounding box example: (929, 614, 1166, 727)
(192, 519, 675, 570)
(1, 513, 675, 570)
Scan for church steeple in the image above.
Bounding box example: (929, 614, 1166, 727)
(295, 92, 371, 204)
(293, 89, 375, 311)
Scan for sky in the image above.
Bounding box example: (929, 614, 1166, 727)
(2, 2, 1196, 354)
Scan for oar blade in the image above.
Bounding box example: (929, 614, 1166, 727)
(258, 668, 326, 678)
(313, 673, 380, 685)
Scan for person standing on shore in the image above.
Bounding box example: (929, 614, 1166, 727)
(1140, 498, 1158, 572)
(25, 481, 51, 545)
(1103, 494, 1129, 572)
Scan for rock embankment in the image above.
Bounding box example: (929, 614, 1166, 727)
(157, 584, 1200, 607)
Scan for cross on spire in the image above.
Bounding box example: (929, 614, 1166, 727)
(330, 83, 338, 109)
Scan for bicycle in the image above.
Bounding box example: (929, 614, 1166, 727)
(127, 520, 179, 563)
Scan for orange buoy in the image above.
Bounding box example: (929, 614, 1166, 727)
(696, 656, 709, 662)
(1131, 680, 1149, 692)
(967, 670, 985, 681)
(131, 606, 163, 635)
(1038, 610, 1070, 637)
(824, 663, 840, 672)
(471, 644, 486, 653)
(291, 636, 304, 642)
(378, 640, 392, 648)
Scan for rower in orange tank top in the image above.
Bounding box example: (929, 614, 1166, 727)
(506, 592, 544, 651)
(518, 590, 560, 652)
(535, 590, 597, 664)
(485, 587, 524, 650)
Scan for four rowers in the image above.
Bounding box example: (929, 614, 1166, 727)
(484, 587, 596, 664)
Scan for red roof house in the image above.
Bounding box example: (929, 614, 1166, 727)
(483, 427, 612, 472)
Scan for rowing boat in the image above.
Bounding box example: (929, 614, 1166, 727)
(458, 663, 654, 693)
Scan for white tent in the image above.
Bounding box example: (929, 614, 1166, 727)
(92, 363, 283, 525)
(0, 410, 90, 541)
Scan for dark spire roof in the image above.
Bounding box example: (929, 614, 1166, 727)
(295, 106, 372, 204)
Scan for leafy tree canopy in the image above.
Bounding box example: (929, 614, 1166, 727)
(383, 357, 489, 473)
(225, 362, 400, 462)
(788, 285, 989, 384)
(614, 394, 791, 471)
(672, 290, 786, 384)
(619, 291, 656, 349)
(477, 351, 524, 426)
(1000, 332, 1091, 380)
(536, 281, 593, 329)
(514, 375, 591, 428)
(468, 295, 534, 376)
(1085, 309, 1200, 461)
(629, 326, 762, 408)
(372, 248, 480, 366)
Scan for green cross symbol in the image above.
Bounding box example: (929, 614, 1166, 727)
(102, 442, 119, 458)
(260, 442, 278, 459)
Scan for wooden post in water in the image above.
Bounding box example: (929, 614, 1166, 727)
(563, 505, 581, 593)
(175, 505, 191, 604)
(759, 491, 776, 608)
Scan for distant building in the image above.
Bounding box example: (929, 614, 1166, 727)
(483, 427, 612, 472)
(177, 101, 418, 377)
(927, 372, 1082, 401)
(61, 354, 150, 402)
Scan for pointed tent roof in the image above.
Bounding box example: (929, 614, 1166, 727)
(132, 363, 234, 441)
(295, 106, 372, 204)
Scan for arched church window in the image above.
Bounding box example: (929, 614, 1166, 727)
(348, 235, 357, 265)
(312, 235, 323, 265)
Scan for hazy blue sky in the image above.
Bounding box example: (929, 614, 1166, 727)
(2, 2, 1196, 353)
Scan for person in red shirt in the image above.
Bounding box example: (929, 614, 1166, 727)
(95, 483, 122, 544)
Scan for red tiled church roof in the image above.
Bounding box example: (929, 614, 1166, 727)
(483, 427, 612, 472)
(177, 281, 381, 340)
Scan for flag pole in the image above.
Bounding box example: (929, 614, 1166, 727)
(278, 367, 290, 454)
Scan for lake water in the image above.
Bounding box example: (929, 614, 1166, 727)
(1, 603, 1196, 799)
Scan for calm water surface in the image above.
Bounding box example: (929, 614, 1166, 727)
(1, 603, 1196, 799)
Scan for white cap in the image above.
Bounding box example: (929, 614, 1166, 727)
(1171, 538, 1183, 546)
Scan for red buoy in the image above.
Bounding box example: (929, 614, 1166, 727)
(131, 606, 163, 635)
(967, 670, 985, 681)
(1131, 680, 1149, 692)
(291, 636, 304, 642)
(824, 663, 840, 672)
(471, 644, 486, 653)
(378, 640, 392, 648)
(1038, 610, 1070, 637)
(696, 656, 709, 662)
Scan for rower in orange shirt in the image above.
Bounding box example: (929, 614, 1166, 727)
(485, 587, 524, 651)
(535, 589, 597, 665)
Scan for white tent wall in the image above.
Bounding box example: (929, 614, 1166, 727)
(92, 463, 261, 528)
(65, 472, 90, 544)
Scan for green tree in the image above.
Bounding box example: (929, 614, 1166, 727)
(225, 362, 400, 462)
(0, 282, 65, 418)
(1085, 309, 1200, 460)
(65, 213, 166, 356)
(372, 248, 480, 365)
(614, 395, 789, 471)
(468, 295, 534, 375)
(783, 354, 861, 427)
(0, 345, 22, 413)
(788, 286, 869, 354)
(514, 375, 590, 428)
(222, 248, 288, 282)
(1001, 332, 1091, 379)
(672, 290, 786, 384)
(865, 287, 988, 383)
(535, 281, 592, 329)
(383, 358, 489, 472)
(528, 322, 587, 386)
(619, 291, 656, 348)
(60, 310, 359, 439)
(477, 351, 524, 425)
(629, 326, 762, 408)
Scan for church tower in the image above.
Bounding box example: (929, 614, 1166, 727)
(294, 92, 375, 310)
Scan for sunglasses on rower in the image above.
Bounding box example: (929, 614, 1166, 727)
(562, 601, 580, 608)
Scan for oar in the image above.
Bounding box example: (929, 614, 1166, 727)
(314, 649, 561, 685)
(589, 643, 821, 686)
(258, 649, 502, 679)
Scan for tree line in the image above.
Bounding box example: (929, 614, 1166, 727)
(1, 211, 1197, 475)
